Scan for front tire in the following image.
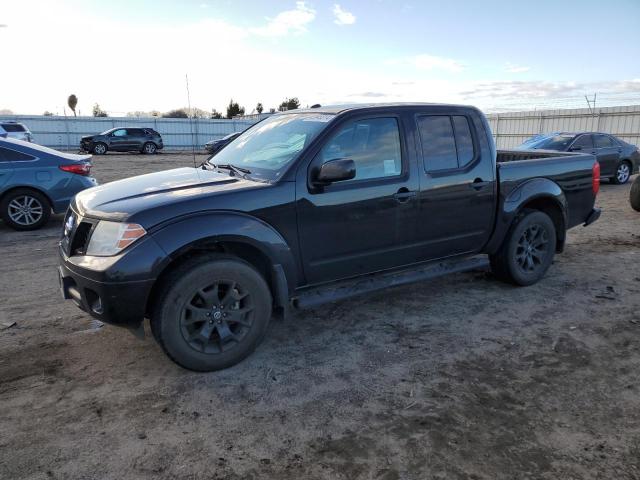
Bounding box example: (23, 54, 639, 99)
(151, 254, 272, 371)
(490, 210, 557, 286)
(611, 161, 631, 185)
(142, 142, 157, 154)
(92, 142, 107, 155)
(0, 188, 51, 231)
(630, 175, 640, 212)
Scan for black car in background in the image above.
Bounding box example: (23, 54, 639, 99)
(516, 132, 639, 184)
(204, 132, 241, 155)
(80, 128, 163, 155)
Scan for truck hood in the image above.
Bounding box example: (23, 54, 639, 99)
(74, 167, 264, 222)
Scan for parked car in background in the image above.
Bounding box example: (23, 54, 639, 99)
(80, 128, 163, 155)
(516, 132, 639, 184)
(0, 137, 97, 230)
(59, 103, 600, 371)
(1, 121, 33, 142)
(631, 175, 640, 212)
(204, 132, 241, 155)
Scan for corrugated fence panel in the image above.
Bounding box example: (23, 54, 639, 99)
(487, 105, 640, 149)
(0, 115, 259, 151)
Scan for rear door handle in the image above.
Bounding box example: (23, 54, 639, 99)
(470, 178, 491, 190)
(393, 188, 417, 203)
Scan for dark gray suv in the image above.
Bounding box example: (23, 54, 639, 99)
(80, 128, 164, 155)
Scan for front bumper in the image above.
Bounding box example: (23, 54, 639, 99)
(584, 207, 601, 226)
(58, 235, 168, 328)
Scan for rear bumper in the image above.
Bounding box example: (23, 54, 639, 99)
(52, 176, 98, 213)
(584, 207, 601, 226)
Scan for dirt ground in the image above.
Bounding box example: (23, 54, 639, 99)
(1, 153, 639, 480)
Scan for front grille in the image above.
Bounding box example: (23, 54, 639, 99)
(70, 221, 93, 255)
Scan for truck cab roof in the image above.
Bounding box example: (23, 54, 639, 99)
(281, 102, 479, 115)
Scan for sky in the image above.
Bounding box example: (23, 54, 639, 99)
(1, 0, 639, 116)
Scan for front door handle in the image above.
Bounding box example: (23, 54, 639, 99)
(393, 188, 417, 203)
(470, 178, 491, 190)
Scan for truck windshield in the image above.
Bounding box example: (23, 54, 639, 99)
(523, 134, 575, 150)
(207, 113, 334, 180)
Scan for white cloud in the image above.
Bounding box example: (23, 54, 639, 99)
(251, 2, 316, 37)
(505, 62, 530, 73)
(389, 54, 464, 73)
(333, 4, 356, 25)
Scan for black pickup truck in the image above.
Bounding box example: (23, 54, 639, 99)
(59, 104, 601, 371)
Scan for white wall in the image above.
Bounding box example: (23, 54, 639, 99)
(3, 105, 640, 151)
(0, 115, 259, 151)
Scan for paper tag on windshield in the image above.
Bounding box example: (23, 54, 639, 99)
(302, 114, 333, 123)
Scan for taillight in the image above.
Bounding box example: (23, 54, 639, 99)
(592, 161, 600, 196)
(59, 163, 91, 176)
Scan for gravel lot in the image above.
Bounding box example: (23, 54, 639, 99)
(1, 153, 639, 480)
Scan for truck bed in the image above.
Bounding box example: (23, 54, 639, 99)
(496, 149, 597, 229)
(497, 149, 583, 163)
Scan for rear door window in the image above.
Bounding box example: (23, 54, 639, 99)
(595, 135, 614, 148)
(417, 115, 476, 171)
(128, 128, 144, 136)
(0, 146, 36, 162)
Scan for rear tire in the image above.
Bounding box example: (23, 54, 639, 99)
(611, 161, 631, 185)
(490, 210, 557, 286)
(142, 142, 157, 154)
(0, 188, 51, 231)
(151, 254, 272, 371)
(92, 142, 107, 155)
(630, 175, 640, 212)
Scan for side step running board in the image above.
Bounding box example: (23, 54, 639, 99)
(293, 255, 489, 310)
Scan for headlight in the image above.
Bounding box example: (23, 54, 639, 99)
(86, 221, 146, 256)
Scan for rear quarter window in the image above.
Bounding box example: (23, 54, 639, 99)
(0, 146, 36, 162)
(595, 135, 615, 148)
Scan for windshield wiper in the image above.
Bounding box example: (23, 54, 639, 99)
(208, 163, 251, 178)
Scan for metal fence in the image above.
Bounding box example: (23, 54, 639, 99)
(3, 105, 640, 152)
(0, 115, 259, 151)
(486, 105, 640, 149)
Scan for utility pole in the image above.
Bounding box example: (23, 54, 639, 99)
(585, 93, 597, 130)
(585, 93, 597, 114)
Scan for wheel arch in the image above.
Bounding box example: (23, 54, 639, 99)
(485, 178, 568, 254)
(0, 184, 54, 210)
(145, 212, 296, 317)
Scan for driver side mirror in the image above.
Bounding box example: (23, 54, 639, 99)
(569, 145, 582, 151)
(314, 158, 356, 185)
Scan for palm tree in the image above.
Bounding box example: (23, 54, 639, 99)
(67, 94, 78, 116)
